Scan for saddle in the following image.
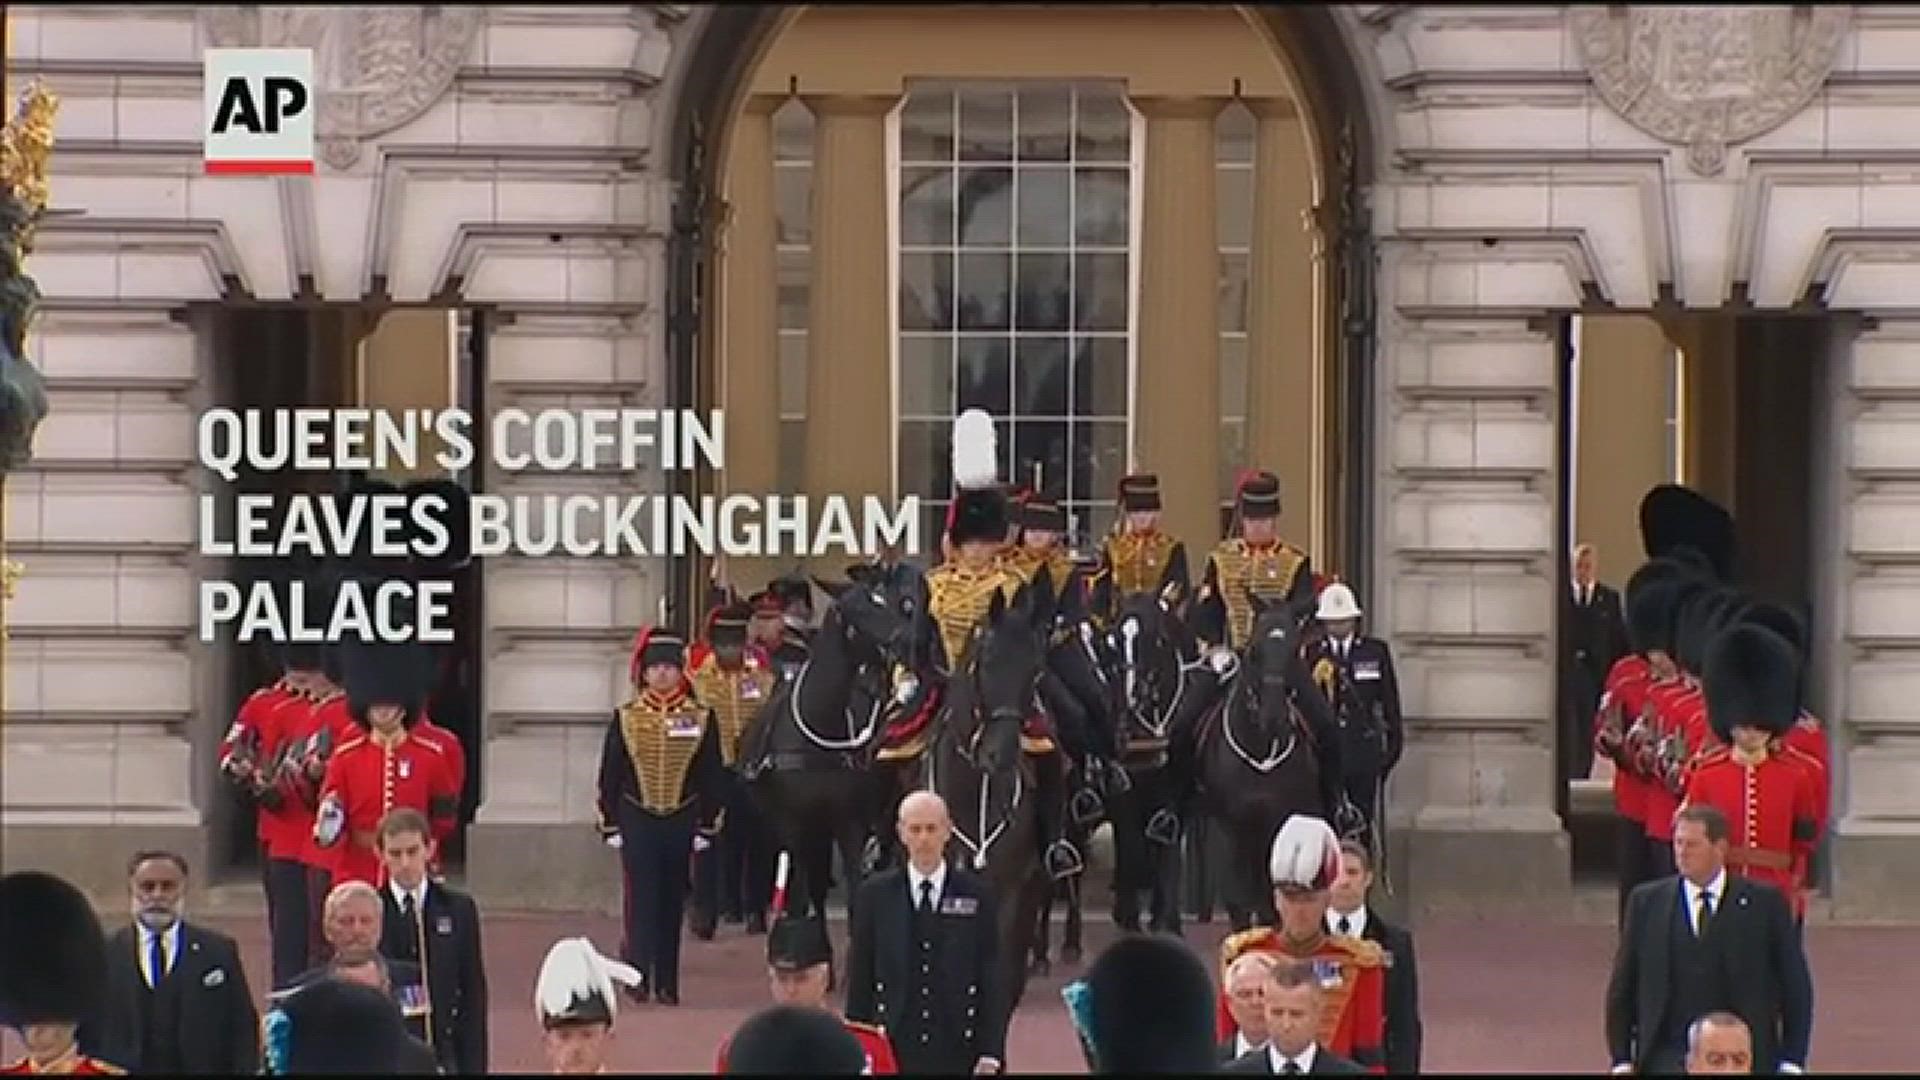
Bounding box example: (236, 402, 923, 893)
(875, 684, 1056, 763)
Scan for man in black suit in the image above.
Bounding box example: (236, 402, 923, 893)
(846, 790, 1005, 1074)
(1564, 542, 1629, 787)
(375, 808, 489, 1075)
(1327, 840, 1421, 1074)
(1225, 961, 1365, 1074)
(1605, 803, 1813, 1074)
(326, 953, 450, 1074)
(79, 850, 260, 1073)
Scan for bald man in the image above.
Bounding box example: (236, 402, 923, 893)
(846, 792, 1006, 1074)
(1686, 1013, 1754, 1075)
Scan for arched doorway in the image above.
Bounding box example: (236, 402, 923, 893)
(660, 4, 1378, 618)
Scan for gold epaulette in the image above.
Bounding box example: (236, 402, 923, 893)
(1219, 926, 1276, 972)
(1324, 932, 1387, 969)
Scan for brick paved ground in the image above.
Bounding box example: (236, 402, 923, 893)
(11, 909, 1915, 1072)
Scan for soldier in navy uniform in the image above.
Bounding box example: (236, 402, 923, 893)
(595, 628, 728, 1005)
(1303, 583, 1405, 848)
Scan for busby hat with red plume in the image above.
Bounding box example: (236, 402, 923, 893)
(1639, 484, 1736, 583)
(1703, 623, 1800, 741)
(627, 626, 687, 687)
(0, 870, 108, 1029)
(947, 409, 1010, 546)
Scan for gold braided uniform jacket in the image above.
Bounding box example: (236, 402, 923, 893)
(686, 651, 775, 767)
(1200, 538, 1312, 651)
(595, 688, 725, 830)
(1097, 529, 1189, 620)
(1004, 544, 1081, 643)
(925, 556, 1029, 673)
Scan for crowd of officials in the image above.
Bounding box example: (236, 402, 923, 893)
(0, 480, 1824, 1075)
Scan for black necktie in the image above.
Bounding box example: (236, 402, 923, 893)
(1337, 915, 1351, 936)
(147, 932, 167, 988)
(1282, 1061, 1303, 1075)
(1695, 888, 1714, 937)
(918, 880, 934, 916)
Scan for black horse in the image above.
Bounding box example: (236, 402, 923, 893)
(918, 576, 1054, 1025)
(1101, 591, 1214, 935)
(742, 569, 917, 922)
(1185, 597, 1332, 930)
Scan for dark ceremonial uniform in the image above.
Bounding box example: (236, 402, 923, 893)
(314, 732, 458, 888)
(1217, 928, 1388, 1073)
(1194, 472, 1315, 650)
(751, 590, 811, 682)
(687, 609, 778, 935)
(219, 676, 316, 987)
(1095, 473, 1190, 621)
(1305, 633, 1404, 844)
(596, 670, 726, 1003)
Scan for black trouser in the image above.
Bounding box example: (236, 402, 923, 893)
(617, 801, 695, 995)
(262, 851, 313, 989)
(303, 864, 332, 973)
(1615, 816, 1653, 924)
(694, 775, 774, 923)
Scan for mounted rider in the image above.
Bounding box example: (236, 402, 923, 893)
(1193, 472, 1352, 828)
(1092, 474, 1190, 623)
(912, 409, 1086, 880)
(750, 581, 811, 683)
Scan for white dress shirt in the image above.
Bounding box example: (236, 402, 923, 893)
(1233, 1032, 1264, 1058)
(1327, 905, 1369, 939)
(907, 861, 947, 911)
(391, 878, 429, 916)
(1330, 635, 1355, 660)
(1682, 869, 1726, 936)
(138, 921, 182, 988)
(1268, 1042, 1318, 1074)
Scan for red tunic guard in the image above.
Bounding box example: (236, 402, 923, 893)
(291, 691, 360, 874)
(218, 679, 314, 862)
(1593, 655, 1653, 825)
(1643, 679, 1704, 843)
(1682, 746, 1821, 915)
(0, 1055, 125, 1075)
(315, 732, 457, 887)
(714, 1018, 899, 1075)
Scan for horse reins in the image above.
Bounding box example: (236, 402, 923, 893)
(930, 651, 1027, 872)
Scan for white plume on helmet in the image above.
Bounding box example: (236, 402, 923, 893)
(952, 408, 999, 491)
(1268, 814, 1342, 890)
(534, 937, 641, 1025)
(1316, 583, 1363, 622)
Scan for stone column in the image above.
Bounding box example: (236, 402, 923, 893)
(357, 308, 456, 481)
(802, 94, 896, 565)
(1242, 97, 1322, 559)
(1133, 96, 1226, 549)
(1823, 318, 1920, 920)
(719, 94, 785, 594)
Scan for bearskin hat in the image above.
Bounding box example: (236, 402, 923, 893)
(1674, 587, 1748, 677)
(1269, 814, 1342, 891)
(402, 477, 470, 574)
(268, 977, 413, 1074)
(1639, 484, 1736, 582)
(1078, 936, 1218, 1074)
(340, 631, 430, 727)
(1739, 600, 1808, 661)
(723, 1004, 866, 1075)
(0, 871, 107, 1029)
(535, 937, 641, 1030)
(1703, 623, 1801, 742)
(336, 473, 406, 570)
(948, 409, 1009, 546)
(1624, 558, 1697, 656)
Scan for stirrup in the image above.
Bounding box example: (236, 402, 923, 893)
(1068, 788, 1105, 828)
(1103, 760, 1132, 795)
(861, 836, 885, 874)
(1045, 840, 1086, 880)
(1144, 808, 1180, 847)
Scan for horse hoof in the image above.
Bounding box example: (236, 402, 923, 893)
(1062, 943, 1083, 963)
(1030, 957, 1051, 977)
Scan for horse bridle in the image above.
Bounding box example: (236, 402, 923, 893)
(1221, 633, 1298, 772)
(785, 607, 893, 754)
(1111, 611, 1195, 741)
(931, 641, 1029, 871)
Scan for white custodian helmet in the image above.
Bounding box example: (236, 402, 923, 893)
(535, 937, 642, 1029)
(1315, 583, 1363, 623)
(1269, 814, 1342, 891)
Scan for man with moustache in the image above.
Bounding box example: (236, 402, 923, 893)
(80, 852, 259, 1075)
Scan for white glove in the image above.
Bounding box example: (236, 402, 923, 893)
(1778, 1065, 1803, 1075)
(893, 677, 920, 706)
(1610, 1065, 1632, 1075)
(693, 835, 712, 853)
(1206, 647, 1237, 677)
(604, 834, 623, 850)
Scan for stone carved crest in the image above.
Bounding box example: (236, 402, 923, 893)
(201, 6, 484, 170)
(1573, 6, 1850, 176)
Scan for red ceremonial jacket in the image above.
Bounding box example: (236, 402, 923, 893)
(410, 716, 467, 836)
(1643, 679, 1705, 842)
(1682, 745, 1823, 917)
(218, 680, 315, 861)
(714, 1015, 898, 1074)
(1593, 655, 1653, 823)
(1215, 929, 1387, 1073)
(291, 693, 360, 871)
(0, 1053, 124, 1074)
(1782, 714, 1831, 835)
(315, 729, 458, 887)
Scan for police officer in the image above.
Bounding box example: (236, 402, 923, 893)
(595, 628, 727, 1005)
(1094, 474, 1190, 622)
(688, 602, 777, 938)
(1304, 583, 1404, 850)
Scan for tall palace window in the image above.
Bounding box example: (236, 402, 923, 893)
(895, 81, 1135, 546)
